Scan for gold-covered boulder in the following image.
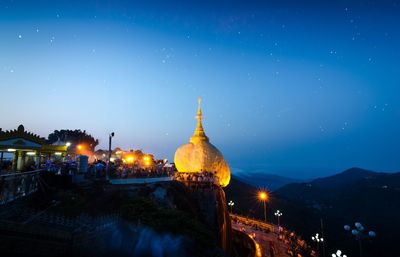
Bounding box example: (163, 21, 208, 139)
(174, 98, 231, 187)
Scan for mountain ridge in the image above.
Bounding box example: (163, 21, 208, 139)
(225, 167, 400, 257)
(234, 172, 305, 191)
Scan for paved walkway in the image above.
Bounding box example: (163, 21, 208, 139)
(232, 222, 290, 257)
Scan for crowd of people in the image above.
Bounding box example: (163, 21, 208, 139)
(175, 171, 219, 188)
(43, 159, 77, 174)
(0, 159, 75, 175)
(84, 160, 175, 180)
(112, 164, 174, 179)
(2, 156, 224, 189)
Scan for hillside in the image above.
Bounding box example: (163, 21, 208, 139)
(225, 168, 400, 257)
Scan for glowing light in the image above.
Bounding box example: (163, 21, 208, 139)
(110, 157, 115, 162)
(312, 233, 324, 243)
(55, 152, 62, 156)
(143, 155, 151, 162)
(254, 241, 262, 257)
(77, 144, 83, 150)
(66, 142, 71, 147)
(332, 249, 347, 257)
(258, 191, 268, 201)
(26, 152, 36, 156)
(126, 155, 135, 164)
(7, 148, 16, 152)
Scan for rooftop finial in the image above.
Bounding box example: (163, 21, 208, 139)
(191, 97, 208, 143)
(197, 96, 202, 116)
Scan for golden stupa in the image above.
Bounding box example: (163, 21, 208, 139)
(174, 97, 231, 187)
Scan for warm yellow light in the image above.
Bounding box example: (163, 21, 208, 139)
(7, 148, 16, 152)
(26, 152, 36, 156)
(145, 160, 151, 166)
(126, 155, 135, 163)
(77, 145, 83, 150)
(55, 152, 62, 156)
(258, 191, 268, 201)
(110, 157, 115, 162)
(143, 155, 150, 162)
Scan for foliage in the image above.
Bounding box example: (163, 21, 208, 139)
(47, 129, 99, 151)
(120, 198, 216, 249)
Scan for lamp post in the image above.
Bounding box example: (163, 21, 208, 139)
(228, 200, 235, 213)
(332, 249, 347, 257)
(258, 191, 268, 223)
(344, 222, 376, 257)
(274, 210, 283, 228)
(311, 233, 324, 257)
(106, 132, 115, 180)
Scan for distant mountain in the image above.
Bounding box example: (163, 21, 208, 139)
(234, 173, 305, 191)
(226, 168, 400, 257)
(310, 167, 384, 188)
(276, 167, 395, 202)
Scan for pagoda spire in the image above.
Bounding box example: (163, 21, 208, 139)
(190, 97, 209, 143)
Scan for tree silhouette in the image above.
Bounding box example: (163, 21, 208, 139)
(47, 129, 99, 151)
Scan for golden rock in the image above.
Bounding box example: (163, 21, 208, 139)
(174, 97, 231, 187)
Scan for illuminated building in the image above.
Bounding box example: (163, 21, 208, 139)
(0, 125, 68, 171)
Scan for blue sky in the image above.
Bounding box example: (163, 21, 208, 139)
(1, 0, 399, 178)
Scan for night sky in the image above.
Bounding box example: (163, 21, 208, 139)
(1, 0, 399, 178)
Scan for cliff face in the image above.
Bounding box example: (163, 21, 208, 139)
(0, 180, 233, 257)
(176, 184, 232, 252)
(145, 181, 232, 253)
(110, 181, 232, 254)
(215, 186, 232, 252)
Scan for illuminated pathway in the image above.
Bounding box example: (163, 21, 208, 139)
(231, 216, 290, 257)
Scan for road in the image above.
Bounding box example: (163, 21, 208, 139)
(232, 221, 290, 257)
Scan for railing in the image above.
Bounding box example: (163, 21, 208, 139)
(0, 170, 41, 205)
(230, 214, 276, 232)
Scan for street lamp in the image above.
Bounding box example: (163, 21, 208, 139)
(258, 191, 268, 223)
(311, 233, 324, 257)
(274, 210, 283, 229)
(106, 132, 115, 180)
(344, 222, 376, 257)
(331, 249, 347, 257)
(228, 200, 235, 213)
